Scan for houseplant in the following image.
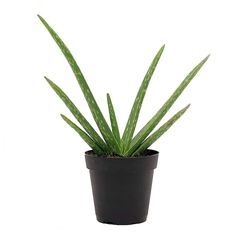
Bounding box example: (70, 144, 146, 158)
(38, 15, 209, 225)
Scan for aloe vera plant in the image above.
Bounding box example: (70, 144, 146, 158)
(38, 15, 209, 157)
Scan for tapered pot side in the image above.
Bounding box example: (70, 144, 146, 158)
(85, 149, 159, 225)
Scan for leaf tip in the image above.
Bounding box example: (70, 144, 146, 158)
(106, 93, 111, 100)
(37, 14, 44, 22)
(205, 54, 211, 61)
(201, 54, 210, 65)
(186, 104, 191, 109)
(183, 104, 191, 112)
(44, 76, 50, 82)
(158, 44, 165, 54)
(60, 114, 67, 121)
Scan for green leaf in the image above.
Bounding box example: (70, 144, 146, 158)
(122, 45, 165, 152)
(38, 15, 120, 154)
(45, 77, 108, 152)
(106, 93, 121, 144)
(130, 104, 190, 156)
(128, 55, 210, 155)
(61, 114, 103, 154)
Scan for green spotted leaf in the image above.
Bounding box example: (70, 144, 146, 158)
(61, 114, 103, 154)
(122, 45, 165, 152)
(38, 15, 120, 154)
(45, 77, 108, 152)
(107, 93, 121, 144)
(127, 55, 209, 156)
(130, 104, 190, 156)
(39, 15, 209, 157)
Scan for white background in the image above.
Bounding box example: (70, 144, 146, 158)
(0, 0, 235, 235)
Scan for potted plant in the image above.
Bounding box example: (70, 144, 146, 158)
(38, 15, 209, 225)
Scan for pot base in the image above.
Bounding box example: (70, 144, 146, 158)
(96, 215, 147, 225)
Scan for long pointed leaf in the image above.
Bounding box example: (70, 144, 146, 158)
(128, 55, 209, 154)
(61, 114, 103, 154)
(130, 104, 190, 156)
(106, 93, 121, 144)
(38, 15, 120, 154)
(122, 45, 165, 151)
(45, 77, 108, 152)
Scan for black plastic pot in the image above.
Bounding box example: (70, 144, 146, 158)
(85, 149, 159, 225)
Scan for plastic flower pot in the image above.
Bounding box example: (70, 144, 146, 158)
(85, 149, 159, 225)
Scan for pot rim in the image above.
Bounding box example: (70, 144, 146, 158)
(85, 149, 159, 172)
(85, 149, 159, 159)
